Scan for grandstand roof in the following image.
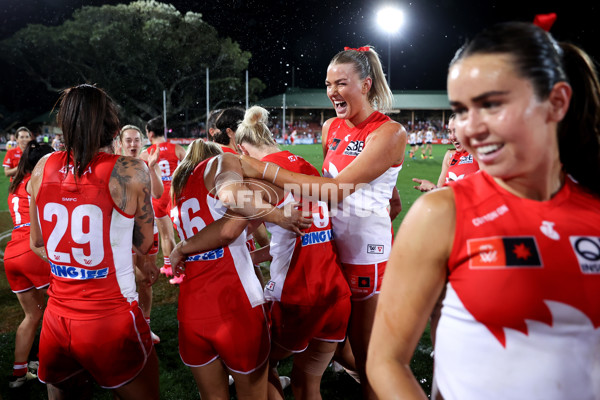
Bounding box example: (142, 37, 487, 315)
(254, 88, 451, 110)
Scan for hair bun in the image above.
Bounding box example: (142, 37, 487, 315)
(243, 106, 269, 127)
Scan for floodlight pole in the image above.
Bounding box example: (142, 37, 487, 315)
(387, 33, 392, 87)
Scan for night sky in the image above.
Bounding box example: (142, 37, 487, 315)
(0, 0, 597, 113)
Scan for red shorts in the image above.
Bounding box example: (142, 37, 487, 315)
(341, 262, 387, 301)
(38, 303, 153, 389)
(151, 188, 171, 219)
(4, 239, 50, 293)
(270, 296, 351, 352)
(178, 304, 270, 374)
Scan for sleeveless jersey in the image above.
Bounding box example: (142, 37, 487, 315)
(322, 111, 401, 264)
(6, 175, 32, 255)
(434, 171, 600, 400)
(170, 157, 264, 321)
(147, 141, 180, 186)
(261, 151, 350, 305)
(444, 150, 480, 184)
(36, 152, 138, 319)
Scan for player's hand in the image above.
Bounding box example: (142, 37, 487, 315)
(278, 202, 312, 236)
(148, 146, 160, 168)
(169, 242, 186, 277)
(239, 155, 266, 179)
(412, 178, 436, 192)
(140, 258, 160, 286)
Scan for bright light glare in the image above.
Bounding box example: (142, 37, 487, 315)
(377, 6, 404, 33)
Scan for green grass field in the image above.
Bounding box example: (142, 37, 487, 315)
(0, 144, 448, 399)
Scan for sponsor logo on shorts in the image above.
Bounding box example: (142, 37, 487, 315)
(301, 229, 333, 247)
(266, 281, 276, 291)
(467, 236, 542, 269)
(367, 244, 384, 254)
(50, 262, 108, 280)
(343, 140, 364, 156)
(358, 276, 370, 288)
(570, 236, 600, 274)
(185, 248, 224, 262)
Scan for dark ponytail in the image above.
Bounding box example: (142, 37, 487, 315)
(557, 43, 600, 195)
(56, 84, 119, 178)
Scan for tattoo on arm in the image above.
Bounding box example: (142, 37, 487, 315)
(111, 157, 132, 211)
(132, 161, 153, 252)
(133, 185, 153, 249)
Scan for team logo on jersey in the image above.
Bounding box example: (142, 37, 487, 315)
(301, 229, 333, 246)
(59, 164, 92, 176)
(367, 244, 384, 254)
(266, 281, 276, 291)
(450, 154, 475, 166)
(185, 248, 224, 262)
(569, 236, 600, 274)
(343, 140, 364, 156)
(50, 262, 109, 280)
(467, 236, 542, 269)
(540, 221, 560, 240)
(330, 138, 341, 151)
(358, 276, 370, 288)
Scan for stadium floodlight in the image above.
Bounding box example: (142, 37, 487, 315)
(377, 6, 404, 87)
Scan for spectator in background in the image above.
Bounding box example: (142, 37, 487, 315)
(51, 134, 64, 151)
(6, 134, 17, 151)
(3, 127, 33, 178)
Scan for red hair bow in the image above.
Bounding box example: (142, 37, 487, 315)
(344, 46, 370, 52)
(533, 13, 557, 32)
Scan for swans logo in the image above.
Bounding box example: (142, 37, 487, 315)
(570, 236, 600, 273)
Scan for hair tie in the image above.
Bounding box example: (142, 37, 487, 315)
(344, 46, 370, 52)
(533, 13, 557, 32)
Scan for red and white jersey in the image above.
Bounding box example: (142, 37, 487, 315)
(147, 141, 180, 185)
(3, 147, 22, 169)
(435, 171, 600, 400)
(36, 152, 138, 319)
(6, 175, 32, 254)
(322, 112, 401, 264)
(444, 150, 480, 184)
(262, 151, 350, 305)
(169, 157, 264, 321)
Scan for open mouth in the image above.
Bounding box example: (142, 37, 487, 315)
(333, 100, 347, 113)
(476, 143, 503, 157)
